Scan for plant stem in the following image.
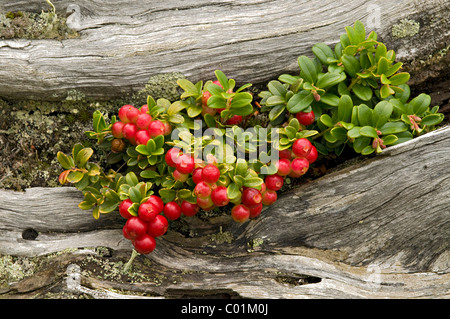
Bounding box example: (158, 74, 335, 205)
(46, 0, 56, 14)
(123, 249, 139, 273)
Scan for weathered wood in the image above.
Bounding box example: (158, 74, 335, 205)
(0, 0, 448, 100)
(1, 126, 449, 298)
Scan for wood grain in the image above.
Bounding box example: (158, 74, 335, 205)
(0, 0, 448, 100)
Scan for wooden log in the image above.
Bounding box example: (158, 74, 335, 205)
(0, 0, 448, 100)
(1, 126, 449, 298)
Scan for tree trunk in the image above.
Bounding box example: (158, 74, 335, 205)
(0, 0, 448, 101)
(1, 125, 449, 299)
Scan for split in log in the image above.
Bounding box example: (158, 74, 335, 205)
(1, 125, 449, 299)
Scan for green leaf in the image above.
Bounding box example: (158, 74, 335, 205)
(243, 177, 264, 188)
(316, 72, 346, 89)
(67, 171, 85, 183)
(341, 54, 360, 77)
(72, 143, 84, 161)
(57, 152, 75, 170)
(177, 79, 201, 99)
(373, 101, 393, 128)
(268, 104, 285, 122)
(159, 188, 177, 203)
(136, 144, 150, 156)
(167, 101, 188, 116)
(389, 72, 410, 86)
(298, 56, 318, 83)
(360, 126, 378, 139)
(361, 145, 375, 155)
(337, 95, 353, 122)
(376, 57, 390, 75)
(375, 43, 387, 62)
(268, 80, 287, 97)
(231, 103, 254, 116)
(235, 158, 248, 176)
(75, 148, 94, 168)
(421, 113, 444, 126)
(330, 127, 348, 141)
(380, 84, 394, 99)
(231, 92, 253, 108)
(286, 91, 314, 113)
(92, 110, 107, 133)
(409, 93, 431, 115)
(352, 83, 373, 101)
(378, 121, 408, 135)
(395, 84, 411, 103)
(187, 104, 202, 117)
(357, 104, 373, 127)
(169, 113, 185, 124)
(353, 20, 366, 43)
(319, 114, 334, 128)
(204, 113, 217, 128)
(125, 172, 139, 186)
(324, 130, 338, 143)
(128, 186, 143, 204)
(227, 183, 240, 200)
(385, 62, 403, 77)
(266, 95, 286, 106)
(312, 43, 335, 65)
(353, 136, 371, 153)
(320, 93, 339, 106)
(348, 126, 362, 139)
(140, 170, 159, 179)
(382, 135, 398, 146)
(215, 70, 229, 91)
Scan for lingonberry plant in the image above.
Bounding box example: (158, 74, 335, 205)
(57, 21, 443, 264)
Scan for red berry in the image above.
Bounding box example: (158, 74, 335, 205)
(135, 129, 151, 145)
(147, 215, 168, 237)
(290, 157, 309, 177)
(138, 202, 159, 222)
(202, 91, 212, 106)
(306, 145, 318, 164)
(201, 105, 217, 116)
(292, 138, 313, 158)
(192, 168, 203, 184)
(211, 186, 229, 207)
(197, 195, 214, 210)
(176, 154, 195, 174)
(165, 147, 182, 167)
(126, 106, 140, 123)
(147, 195, 164, 213)
(194, 181, 212, 198)
(265, 174, 284, 191)
(122, 122, 138, 140)
(275, 158, 292, 176)
(213, 80, 223, 88)
(124, 217, 147, 240)
(111, 121, 125, 138)
(148, 120, 165, 137)
(173, 169, 189, 182)
(262, 190, 277, 205)
(231, 204, 250, 222)
(118, 105, 134, 123)
(133, 234, 156, 254)
(122, 225, 134, 240)
(136, 113, 153, 130)
(296, 110, 315, 126)
(201, 164, 220, 184)
(226, 115, 243, 125)
(163, 201, 182, 220)
(118, 199, 134, 219)
(278, 149, 292, 159)
(161, 121, 172, 136)
(181, 201, 199, 217)
(249, 203, 263, 218)
(242, 187, 262, 208)
(140, 104, 149, 114)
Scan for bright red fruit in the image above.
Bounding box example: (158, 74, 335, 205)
(226, 115, 243, 125)
(201, 164, 220, 184)
(173, 169, 189, 182)
(147, 215, 168, 237)
(197, 196, 214, 210)
(306, 145, 318, 164)
(278, 149, 292, 159)
(138, 202, 160, 222)
(136, 113, 153, 130)
(140, 104, 149, 114)
(265, 174, 284, 191)
(118, 105, 135, 123)
(192, 168, 203, 184)
(163, 201, 182, 220)
(292, 138, 313, 158)
(261, 190, 277, 205)
(290, 157, 309, 177)
(147, 195, 164, 213)
(249, 203, 263, 218)
(124, 217, 147, 239)
(135, 129, 151, 145)
(211, 186, 229, 207)
(122, 122, 138, 140)
(111, 121, 125, 138)
(122, 225, 134, 240)
(276, 158, 292, 176)
(242, 187, 262, 208)
(165, 147, 181, 167)
(119, 199, 134, 219)
(296, 110, 315, 126)
(148, 120, 165, 137)
(202, 91, 212, 106)
(133, 234, 156, 254)
(194, 181, 212, 198)
(162, 121, 172, 136)
(180, 201, 199, 217)
(176, 154, 195, 174)
(231, 204, 250, 222)
(126, 106, 140, 123)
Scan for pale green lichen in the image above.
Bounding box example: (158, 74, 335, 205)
(392, 19, 420, 38)
(0, 255, 37, 288)
(210, 226, 233, 244)
(132, 73, 186, 104)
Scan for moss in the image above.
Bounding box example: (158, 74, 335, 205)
(132, 73, 186, 104)
(210, 226, 233, 244)
(392, 19, 420, 39)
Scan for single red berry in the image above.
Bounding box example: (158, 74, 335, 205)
(259, 182, 267, 194)
(292, 138, 313, 158)
(136, 113, 153, 130)
(213, 80, 223, 88)
(118, 105, 134, 123)
(176, 153, 195, 174)
(118, 199, 134, 219)
(122, 122, 138, 140)
(201, 164, 220, 184)
(181, 201, 199, 217)
(147, 215, 168, 238)
(231, 204, 250, 223)
(111, 121, 125, 138)
(147, 195, 164, 213)
(249, 203, 263, 218)
(173, 169, 189, 182)
(296, 110, 315, 126)
(275, 158, 292, 176)
(196, 195, 214, 210)
(194, 181, 212, 198)
(161, 121, 172, 136)
(148, 120, 165, 137)
(226, 115, 243, 125)
(290, 157, 309, 177)
(192, 168, 203, 184)
(265, 174, 284, 191)
(306, 145, 318, 164)
(140, 104, 149, 114)
(138, 202, 159, 222)
(122, 225, 134, 240)
(135, 129, 151, 145)
(163, 201, 182, 220)
(201, 105, 217, 116)
(278, 149, 292, 159)
(261, 189, 277, 205)
(124, 217, 147, 240)
(202, 91, 212, 106)
(126, 106, 140, 123)
(211, 186, 229, 207)
(165, 147, 182, 167)
(242, 187, 262, 208)
(133, 234, 156, 255)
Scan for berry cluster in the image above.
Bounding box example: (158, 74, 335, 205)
(111, 104, 171, 149)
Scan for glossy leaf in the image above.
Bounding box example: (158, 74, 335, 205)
(373, 101, 393, 128)
(352, 83, 373, 101)
(298, 56, 318, 84)
(286, 91, 314, 113)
